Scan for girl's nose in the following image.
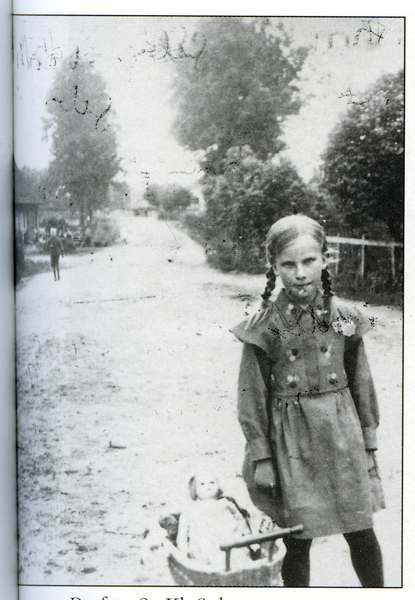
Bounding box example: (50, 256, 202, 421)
(295, 264, 306, 279)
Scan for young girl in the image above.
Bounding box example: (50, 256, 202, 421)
(231, 214, 385, 587)
(176, 471, 260, 569)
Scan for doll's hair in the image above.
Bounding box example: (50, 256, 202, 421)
(245, 215, 332, 329)
(188, 473, 223, 501)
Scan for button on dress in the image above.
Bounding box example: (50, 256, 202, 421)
(231, 289, 384, 539)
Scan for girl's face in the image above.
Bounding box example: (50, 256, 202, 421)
(195, 473, 220, 500)
(273, 234, 326, 305)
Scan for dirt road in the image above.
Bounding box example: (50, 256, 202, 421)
(16, 213, 402, 586)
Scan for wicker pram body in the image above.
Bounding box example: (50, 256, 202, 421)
(167, 539, 285, 586)
(160, 514, 302, 587)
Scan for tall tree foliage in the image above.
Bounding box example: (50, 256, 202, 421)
(44, 49, 120, 226)
(322, 70, 404, 241)
(172, 17, 307, 173)
(199, 146, 328, 272)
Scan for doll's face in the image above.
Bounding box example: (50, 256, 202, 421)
(273, 234, 326, 305)
(195, 473, 220, 500)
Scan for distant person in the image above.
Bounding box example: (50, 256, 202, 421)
(231, 214, 385, 587)
(82, 226, 92, 247)
(46, 228, 64, 281)
(23, 229, 32, 245)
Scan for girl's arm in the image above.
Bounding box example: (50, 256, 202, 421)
(344, 328, 386, 510)
(344, 335, 379, 450)
(237, 343, 274, 462)
(176, 511, 190, 553)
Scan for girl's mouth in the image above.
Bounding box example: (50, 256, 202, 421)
(294, 283, 312, 294)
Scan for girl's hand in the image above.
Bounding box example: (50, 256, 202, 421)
(254, 459, 277, 491)
(366, 449, 377, 473)
(366, 449, 385, 510)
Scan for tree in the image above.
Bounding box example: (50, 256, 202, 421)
(145, 183, 163, 209)
(44, 48, 121, 226)
(199, 146, 326, 272)
(109, 180, 131, 210)
(322, 70, 404, 241)
(171, 17, 307, 173)
(145, 183, 197, 217)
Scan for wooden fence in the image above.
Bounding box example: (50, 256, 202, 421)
(327, 235, 403, 280)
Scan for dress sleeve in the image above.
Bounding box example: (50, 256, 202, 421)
(237, 343, 274, 462)
(344, 334, 379, 450)
(176, 511, 190, 554)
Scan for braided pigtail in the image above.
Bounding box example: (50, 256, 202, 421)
(261, 267, 277, 303)
(244, 267, 276, 330)
(245, 215, 331, 331)
(321, 267, 333, 325)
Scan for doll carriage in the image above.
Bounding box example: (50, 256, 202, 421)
(159, 513, 303, 586)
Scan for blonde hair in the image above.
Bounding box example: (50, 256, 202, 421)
(265, 214, 327, 267)
(188, 473, 223, 501)
(246, 214, 332, 329)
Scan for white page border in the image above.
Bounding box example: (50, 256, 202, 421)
(12, 1, 413, 599)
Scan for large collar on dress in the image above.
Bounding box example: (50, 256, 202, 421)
(230, 289, 329, 356)
(274, 288, 327, 328)
(231, 290, 366, 356)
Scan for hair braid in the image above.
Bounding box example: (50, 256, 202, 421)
(244, 267, 276, 329)
(321, 266, 333, 298)
(261, 267, 276, 304)
(321, 267, 333, 324)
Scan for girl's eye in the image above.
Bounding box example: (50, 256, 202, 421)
(304, 257, 316, 265)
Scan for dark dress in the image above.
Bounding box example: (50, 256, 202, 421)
(47, 236, 64, 267)
(231, 289, 384, 539)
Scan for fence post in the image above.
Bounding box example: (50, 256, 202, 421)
(391, 245, 396, 280)
(327, 235, 402, 283)
(335, 235, 340, 275)
(360, 236, 365, 278)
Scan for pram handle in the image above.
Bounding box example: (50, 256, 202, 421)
(220, 524, 304, 572)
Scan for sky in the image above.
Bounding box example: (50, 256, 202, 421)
(13, 16, 404, 201)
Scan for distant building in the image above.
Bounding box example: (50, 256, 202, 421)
(14, 161, 40, 237)
(131, 198, 158, 217)
(130, 191, 158, 218)
(15, 202, 39, 235)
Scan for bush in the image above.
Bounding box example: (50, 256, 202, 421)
(180, 146, 402, 304)
(60, 234, 78, 254)
(15, 231, 25, 284)
(329, 244, 403, 306)
(15, 236, 50, 284)
(40, 216, 70, 236)
(147, 183, 198, 218)
(91, 217, 120, 247)
(19, 258, 51, 280)
(333, 273, 402, 307)
(180, 211, 206, 245)
(188, 146, 328, 273)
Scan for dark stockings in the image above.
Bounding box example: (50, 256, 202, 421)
(282, 528, 383, 587)
(344, 528, 384, 587)
(282, 537, 313, 587)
